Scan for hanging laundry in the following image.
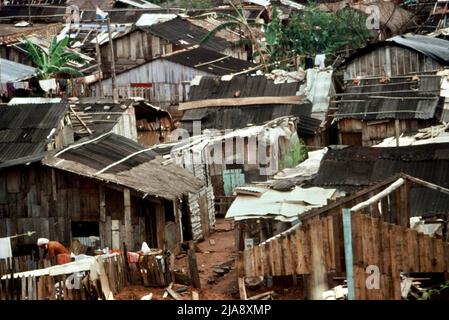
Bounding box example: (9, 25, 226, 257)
(314, 54, 326, 68)
(0, 237, 12, 260)
(39, 79, 57, 93)
(7, 82, 14, 94)
(14, 82, 25, 89)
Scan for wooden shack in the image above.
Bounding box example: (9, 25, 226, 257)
(0, 103, 213, 254)
(238, 174, 449, 300)
(0, 133, 209, 254)
(97, 16, 247, 79)
(91, 47, 256, 106)
(335, 35, 449, 146)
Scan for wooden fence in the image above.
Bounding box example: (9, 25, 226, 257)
(349, 211, 449, 300)
(238, 210, 449, 300)
(0, 254, 127, 300)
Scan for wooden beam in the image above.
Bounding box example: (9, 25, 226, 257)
(178, 96, 305, 111)
(69, 106, 93, 135)
(123, 188, 132, 250)
(187, 241, 201, 289)
(238, 277, 247, 300)
(350, 178, 405, 212)
(342, 208, 355, 300)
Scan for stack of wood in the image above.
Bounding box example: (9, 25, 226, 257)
(140, 252, 174, 287)
(68, 105, 94, 137)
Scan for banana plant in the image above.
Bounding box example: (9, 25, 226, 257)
(22, 36, 85, 80)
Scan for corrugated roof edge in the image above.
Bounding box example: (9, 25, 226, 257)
(0, 153, 46, 170)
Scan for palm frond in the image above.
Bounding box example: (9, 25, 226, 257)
(22, 38, 45, 68)
(57, 66, 84, 77)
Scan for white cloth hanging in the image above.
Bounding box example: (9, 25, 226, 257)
(39, 79, 57, 92)
(0, 237, 12, 260)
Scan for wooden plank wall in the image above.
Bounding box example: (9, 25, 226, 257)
(350, 211, 449, 300)
(337, 119, 430, 146)
(240, 215, 339, 279)
(343, 46, 443, 80)
(0, 164, 169, 252)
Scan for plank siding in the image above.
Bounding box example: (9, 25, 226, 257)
(0, 164, 180, 252)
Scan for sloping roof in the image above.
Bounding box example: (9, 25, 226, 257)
(163, 47, 256, 76)
(182, 75, 311, 131)
(188, 75, 302, 100)
(314, 144, 449, 216)
(43, 133, 204, 200)
(181, 104, 312, 132)
(225, 186, 336, 222)
(341, 35, 449, 67)
(69, 100, 135, 137)
(0, 23, 63, 45)
(335, 76, 442, 120)
(0, 58, 36, 82)
(0, 103, 68, 166)
(297, 115, 322, 136)
(140, 17, 232, 52)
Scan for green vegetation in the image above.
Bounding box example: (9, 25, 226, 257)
(201, 1, 372, 70)
(23, 36, 85, 80)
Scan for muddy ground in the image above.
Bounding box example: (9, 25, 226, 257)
(115, 218, 304, 300)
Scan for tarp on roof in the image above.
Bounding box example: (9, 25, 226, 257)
(0, 58, 36, 82)
(136, 13, 177, 26)
(225, 186, 336, 222)
(341, 35, 449, 67)
(389, 35, 449, 66)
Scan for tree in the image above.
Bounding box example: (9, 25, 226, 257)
(23, 36, 85, 80)
(284, 4, 371, 58)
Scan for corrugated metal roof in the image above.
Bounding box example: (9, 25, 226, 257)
(141, 17, 232, 52)
(57, 133, 155, 174)
(44, 133, 204, 200)
(163, 47, 256, 76)
(0, 58, 36, 82)
(181, 104, 312, 132)
(335, 76, 442, 120)
(313, 143, 449, 216)
(0, 103, 68, 165)
(189, 75, 301, 101)
(341, 35, 449, 67)
(297, 115, 322, 136)
(225, 186, 337, 222)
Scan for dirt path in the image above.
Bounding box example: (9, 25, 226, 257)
(115, 218, 238, 300)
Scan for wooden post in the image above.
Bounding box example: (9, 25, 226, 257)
(99, 184, 106, 248)
(95, 19, 104, 98)
(106, 16, 118, 102)
(342, 208, 355, 300)
(123, 188, 132, 250)
(187, 241, 201, 289)
(238, 277, 247, 300)
(155, 202, 165, 250)
(123, 242, 131, 284)
(394, 119, 400, 147)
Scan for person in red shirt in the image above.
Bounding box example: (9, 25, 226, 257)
(37, 238, 71, 264)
